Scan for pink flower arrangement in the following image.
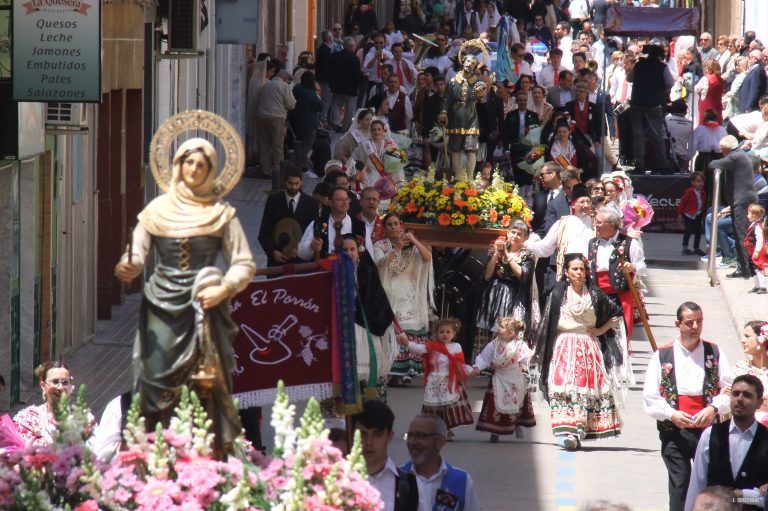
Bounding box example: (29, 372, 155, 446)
(622, 196, 654, 231)
(0, 382, 384, 511)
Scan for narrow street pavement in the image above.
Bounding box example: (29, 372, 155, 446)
(51, 175, 766, 510)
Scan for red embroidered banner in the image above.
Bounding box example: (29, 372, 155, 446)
(230, 271, 335, 407)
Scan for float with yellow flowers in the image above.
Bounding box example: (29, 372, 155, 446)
(389, 166, 533, 248)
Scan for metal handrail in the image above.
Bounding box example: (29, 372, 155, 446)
(707, 168, 722, 287)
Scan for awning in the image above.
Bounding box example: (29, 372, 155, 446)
(604, 6, 699, 37)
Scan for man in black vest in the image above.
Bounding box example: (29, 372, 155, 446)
(588, 207, 646, 343)
(685, 374, 768, 511)
(642, 302, 735, 511)
(297, 186, 366, 260)
(630, 44, 675, 174)
(258, 165, 319, 266)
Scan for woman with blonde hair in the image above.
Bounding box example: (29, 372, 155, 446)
(723, 56, 749, 119)
(694, 58, 724, 125)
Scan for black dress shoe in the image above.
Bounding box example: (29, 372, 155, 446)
(726, 271, 749, 279)
(757, 288, 768, 294)
(748, 287, 761, 293)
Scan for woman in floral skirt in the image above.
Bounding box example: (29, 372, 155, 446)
(534, 253, 624, 450)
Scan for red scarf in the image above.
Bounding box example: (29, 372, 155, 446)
(422, 341, 468, 393)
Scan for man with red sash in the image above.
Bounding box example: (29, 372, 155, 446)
(642, 302, 735, 511)
(588, 207, 646, 347)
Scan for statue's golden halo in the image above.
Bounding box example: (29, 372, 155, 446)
(458, 38, 491, 68)
(149, 110, 244, 197)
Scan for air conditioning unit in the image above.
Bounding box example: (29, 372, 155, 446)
(168, 0, 200, 53)
(46, 102, 87, 127)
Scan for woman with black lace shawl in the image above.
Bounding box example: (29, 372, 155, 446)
(533, 252, 624, 451)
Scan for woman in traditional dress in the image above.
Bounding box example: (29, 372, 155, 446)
(534, 253, 623, 450)
(530, 85, 553, 125)
(334, 108, 374, 164)
(474, 220, 538, 361)
(601, 175, 625, 218)
(13, 361, 94, 448)
(115, 138, 256, 453)
(373, 212, 433, 385)
(731, 320, 768, 426)
(340, 234, 398, 402)
(546, 120, 596, 178)
(350, 118, 404, 190)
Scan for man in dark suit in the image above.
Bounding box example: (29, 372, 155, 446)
(546, 70, 574, 108)
(738, 50, 768, 113)
(329, 37, 365, 131)
(297, 186, 366, 260)
(709, 136, 759, 279)
(544, 166, 580, 233)
(258, 165, 319, 267)
(315, 30, 334, 125)
(532, 162, 565, 308)
(503, 91, 540, 189)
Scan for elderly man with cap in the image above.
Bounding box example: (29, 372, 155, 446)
(526, 183, 595, 293)
(709, 135, 759, 279)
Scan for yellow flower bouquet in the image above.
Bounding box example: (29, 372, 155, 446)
(390, 166, 532, 230)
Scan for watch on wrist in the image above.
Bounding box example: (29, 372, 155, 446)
(709, 404, 719, 414)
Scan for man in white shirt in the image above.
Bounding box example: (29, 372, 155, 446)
(298, 186, 366, 259)
(538, 48, 565, 89)
(526, 184, 594, 291)
(401, 414, 480, 511)
(388, 43, 419, 94)
(589, 207, 646, 345)
(358, 187, 383, 255)
(353, 401, 419, 511)
(685, 374, 768, 511)
(555, 22, 574, 70)
(509, 43, 533, 84)
(642, 302, 735, 511)
(365, 35, 394, 89)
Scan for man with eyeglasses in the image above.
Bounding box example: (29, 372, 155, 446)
(352, 400, 419, 511)
(298, 186, 365, 260)
(401, 414, 479, 511)
(642, 302, 735, 511)
(331, 23, 344, 53)
(738, 50, 767, 114)
(697, 32, 719, 63)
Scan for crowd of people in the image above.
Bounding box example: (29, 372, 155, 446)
(245, 1, 768, 510)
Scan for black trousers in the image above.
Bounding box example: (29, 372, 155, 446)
(660, 427, 703, 511)
(682, 214, 704, 249)
(617, 109, 634, 162)
(731, 201, 754, 275)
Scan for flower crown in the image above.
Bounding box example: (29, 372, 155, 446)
(758, 324, 768, 344)
(602, 176, 624, 190)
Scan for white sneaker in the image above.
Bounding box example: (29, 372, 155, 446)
(563, 435, 580, 451)
(304, 170, 319, 179)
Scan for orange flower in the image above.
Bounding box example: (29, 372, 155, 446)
(405, 202, 418, 213)
(501, 215, 511, 227)
(445, 205, 452, 211)
(465, 189, 478, 197)
(438, 213, 452, 226)
(490, 209, 498, 223)
(454, 199, 467, 208)
(466, 214, 480, 225)
(442, 187, 454, 196)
